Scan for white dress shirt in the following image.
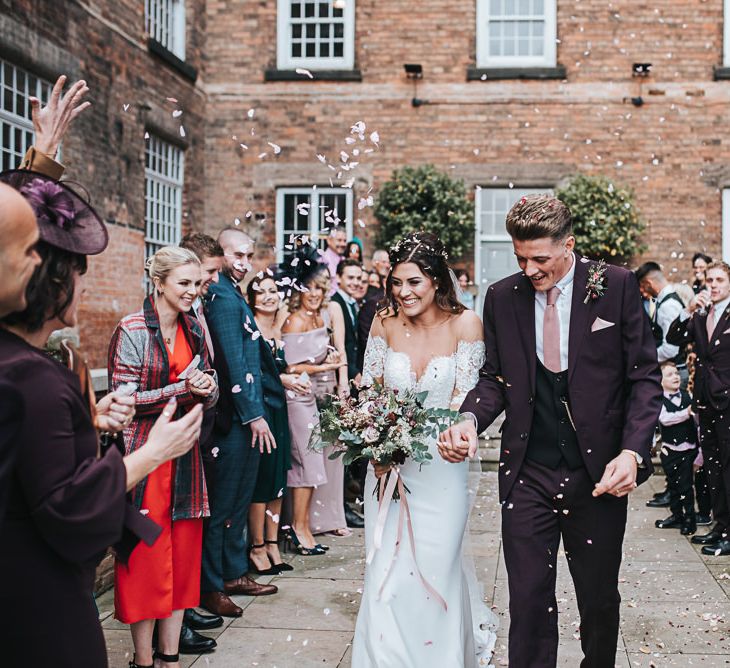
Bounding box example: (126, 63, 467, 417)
(659, 391, 695, 452)
(654, 285, 683, 363)
(535, 254, 576, 372)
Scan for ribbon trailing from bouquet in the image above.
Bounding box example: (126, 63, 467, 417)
(366, 468, 448, 612)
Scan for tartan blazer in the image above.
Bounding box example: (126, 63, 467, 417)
(205, 275, 265, 424)
(108, 296, 218, 520)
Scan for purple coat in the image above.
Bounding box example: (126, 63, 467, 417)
(461, 256, 662, 502)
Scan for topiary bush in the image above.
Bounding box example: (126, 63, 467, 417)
(373, 165, 474, 258)
(556, 174, 646, 263)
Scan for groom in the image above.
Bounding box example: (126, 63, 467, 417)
(439, 195, 662, 667)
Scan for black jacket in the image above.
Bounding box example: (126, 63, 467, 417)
(332, 291, 360, 379)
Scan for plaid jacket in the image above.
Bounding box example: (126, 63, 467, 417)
(108, 296, 218, 520)
(205, 275, 264, 424)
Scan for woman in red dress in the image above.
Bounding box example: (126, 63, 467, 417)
(109, 246, 219, 668)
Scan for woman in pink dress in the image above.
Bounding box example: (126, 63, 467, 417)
(281, 244, 349, 553)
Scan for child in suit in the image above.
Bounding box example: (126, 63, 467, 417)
(655, 361, 699, 535)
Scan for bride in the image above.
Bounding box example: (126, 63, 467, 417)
(352, 232, 497, 667)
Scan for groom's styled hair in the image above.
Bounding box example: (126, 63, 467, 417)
(505, 194, 572, 242)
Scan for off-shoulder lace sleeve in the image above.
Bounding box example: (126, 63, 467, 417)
(361, 335, 387, 387)
(451, 339, 486, 409)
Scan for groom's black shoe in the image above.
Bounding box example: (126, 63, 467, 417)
(691, 525, 727, 545)
(702, 539, 730, 556)
(345, 505, 365, 529)
(655, 514, 683, 529)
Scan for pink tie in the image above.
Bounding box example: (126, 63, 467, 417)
(706, 304, 716, 342)
(196, 304, 215, 362)
(543, 286, 561, 372)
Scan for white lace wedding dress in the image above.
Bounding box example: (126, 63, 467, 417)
(351, 336, 498, 668)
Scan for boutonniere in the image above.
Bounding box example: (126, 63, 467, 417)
(584, 260, 608, 304)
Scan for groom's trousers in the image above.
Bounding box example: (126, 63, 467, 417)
(502, 459, 627, 668)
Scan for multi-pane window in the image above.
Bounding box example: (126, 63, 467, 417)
(476, 0, 557, 68)
(275, 187, 353, 262)
(474, 187, 549, 304)
(145, 135, 184, 284)
(277, 0, 355, 70)
(145, 0, 186, 60)
(0, 59, 53, 171)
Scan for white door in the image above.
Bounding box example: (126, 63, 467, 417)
(474, 187, 550, 311)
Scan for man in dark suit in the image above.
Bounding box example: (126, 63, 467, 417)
(668, 261, 730, 555)
(201, 228, 277, 617)
(0, 184, 40, 525)
(331, 259, 366, 528)
(439, 194, 662, 668)
(332, 259, 363, 385)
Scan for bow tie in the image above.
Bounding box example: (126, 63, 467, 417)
(669, 392, 681, 401)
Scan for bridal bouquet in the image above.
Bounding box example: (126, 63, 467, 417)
(310, 381, 458, 499)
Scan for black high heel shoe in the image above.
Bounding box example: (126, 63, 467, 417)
(284, 529, 326, 555)
(129, 656, 153, 668)
(265, 538, 294, 572)
(248, 543, 279, 575)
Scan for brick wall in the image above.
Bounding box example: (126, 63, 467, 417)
(203, 0, 730, 287)
(3, 0, 730, 360)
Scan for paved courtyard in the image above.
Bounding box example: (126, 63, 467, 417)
(100, 471, 730, 667)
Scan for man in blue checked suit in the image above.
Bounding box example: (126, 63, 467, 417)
(200, 228, 278, 616)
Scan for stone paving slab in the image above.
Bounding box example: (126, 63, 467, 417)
(103, 471, 730, 667)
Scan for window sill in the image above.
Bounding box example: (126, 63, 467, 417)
(147, 39, 197, 82)
(264, 69, 362, 82)
(714, 66, 730, 80)
(467, 65, 567, 81)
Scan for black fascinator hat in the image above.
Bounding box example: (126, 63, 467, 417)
(278, 235, 328, 293)
(0, 169, 108, 256)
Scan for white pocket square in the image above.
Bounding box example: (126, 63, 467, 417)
(591, 317, 615, 332)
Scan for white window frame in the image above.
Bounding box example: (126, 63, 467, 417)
(723, 189, 730, 262)
(145, 135, 184, 286)
(276, 0, 355, 70)
(725, 0, 730, 67)
(145, 0, 186, 60)
(473, 186, 551, 307)
(0, 59, 53, 171)
(275, 187, 354, 263)
(476, 0, 557, 68)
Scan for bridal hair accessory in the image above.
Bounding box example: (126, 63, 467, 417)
(0, 169, 108, 255)
(389, 232, 449, 263)
(584, 259, 608, 304)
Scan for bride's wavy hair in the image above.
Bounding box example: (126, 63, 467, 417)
(378, 232, 465, 318)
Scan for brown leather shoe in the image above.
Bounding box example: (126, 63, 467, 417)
(224, 575, 278, 596)
(199, 591, 243, 617)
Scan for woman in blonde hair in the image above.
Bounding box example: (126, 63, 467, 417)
(109, 246, 219, 668)
(280, 241, 349, 553)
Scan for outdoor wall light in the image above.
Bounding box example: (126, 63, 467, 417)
(632, 63, 652, 77)
(403, 63, 423, 80)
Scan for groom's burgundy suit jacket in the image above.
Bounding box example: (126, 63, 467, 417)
(461, 256, 662, 502)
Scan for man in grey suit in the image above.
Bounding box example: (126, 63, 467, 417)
(200, 228, 277, 617)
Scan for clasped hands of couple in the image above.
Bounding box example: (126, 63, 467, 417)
(437, 418, 639, 498)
